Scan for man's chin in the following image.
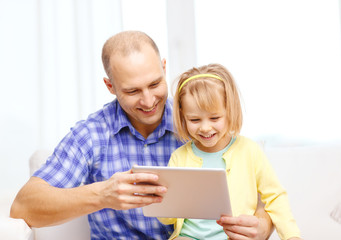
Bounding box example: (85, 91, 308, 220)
(140, 110, 164, 124)
(141, 116, 161, 126)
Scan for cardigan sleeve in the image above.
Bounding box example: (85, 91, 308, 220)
(254, 145, 301, 240)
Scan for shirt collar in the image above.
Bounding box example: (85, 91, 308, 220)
(107, 98, 175, 138)
(161, 98, 175, 133)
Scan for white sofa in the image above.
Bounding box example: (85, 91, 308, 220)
(265, 140, 341, 239)
(1, 140, 341, 240)
(0, 150, 90, 240)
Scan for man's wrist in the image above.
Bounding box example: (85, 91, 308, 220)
(257, 216, 273, 240)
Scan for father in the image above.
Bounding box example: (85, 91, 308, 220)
(11, 31, 273, 239)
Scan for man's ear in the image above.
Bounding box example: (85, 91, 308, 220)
(161, 58, 166, 75)
(103, 77, 116, 95)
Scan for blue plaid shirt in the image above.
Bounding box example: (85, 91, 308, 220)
(33, 98, 183, 239)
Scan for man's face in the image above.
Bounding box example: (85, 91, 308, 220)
(104, 45, 168, 137)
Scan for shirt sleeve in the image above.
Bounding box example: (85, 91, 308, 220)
(33, 123, 92, 188)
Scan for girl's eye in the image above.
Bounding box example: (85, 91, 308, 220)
(211, 117, 220, 121)
(190, 119, 200, 122)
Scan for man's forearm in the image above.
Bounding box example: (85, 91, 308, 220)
(256, 211, 275, 240)
(10, 177, 103, 227)
(255, 197, 274, 240)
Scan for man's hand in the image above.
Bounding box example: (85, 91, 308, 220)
(10, 169, 167, 227)
(217, 215, 302, 240)
(217, 215, 263, 240)
(99, 169, 167, 210)
(217, 193, 274, 239)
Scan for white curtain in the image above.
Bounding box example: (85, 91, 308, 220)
(37, 0, 122, 149)
(0, 0, 122, 192)
(0, 0, 172, 193)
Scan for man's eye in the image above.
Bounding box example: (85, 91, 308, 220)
(127, 90, 137, 94)
(150, 82, 159, 88)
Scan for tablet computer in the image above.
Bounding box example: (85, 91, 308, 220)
(132, 165, 232, 220)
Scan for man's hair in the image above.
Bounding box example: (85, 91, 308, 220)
(102, 31, 160, 79)
(173, 63, 243, 142)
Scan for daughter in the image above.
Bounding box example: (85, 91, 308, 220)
(159, 64, 302, 240)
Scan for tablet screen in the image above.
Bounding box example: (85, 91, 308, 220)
(132, 165, 232, 220)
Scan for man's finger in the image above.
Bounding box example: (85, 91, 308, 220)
(224, 224, 256, 239)
(118, 194, 164, 210)
(127, 172, 160, 184)
(220, 215, 258, 227)
(133, 184, 167, 195)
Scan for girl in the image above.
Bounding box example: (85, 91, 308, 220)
(159, 64, 301, 240)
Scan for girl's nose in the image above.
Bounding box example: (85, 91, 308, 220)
(200, 121, 212, 132)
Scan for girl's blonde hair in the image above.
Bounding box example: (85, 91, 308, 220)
(173, 63, 243, 142)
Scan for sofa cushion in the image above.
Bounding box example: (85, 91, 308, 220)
(265, 142, 341, 239)
(0, 216, 33, 240)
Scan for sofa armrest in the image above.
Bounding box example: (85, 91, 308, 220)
(0, 216, 33, 240)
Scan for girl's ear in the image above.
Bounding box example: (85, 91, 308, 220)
(103, 77, 116, 95)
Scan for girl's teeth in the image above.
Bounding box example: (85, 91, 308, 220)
(143, 107, 154, 112)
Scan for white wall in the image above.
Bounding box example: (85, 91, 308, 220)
(1, 0, 341, 210)
(194, 0, 341, 143)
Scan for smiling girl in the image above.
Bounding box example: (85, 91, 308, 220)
(159, 63, 301, 240)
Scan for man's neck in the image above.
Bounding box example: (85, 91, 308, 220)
(135, 123, 159, 139)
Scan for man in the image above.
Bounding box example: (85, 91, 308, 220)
(11, 31, 273, 239)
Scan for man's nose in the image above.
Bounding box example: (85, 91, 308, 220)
(140, 90, 154, 108)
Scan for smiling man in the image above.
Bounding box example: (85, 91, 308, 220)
(102, 35, 168, 138)
(11, 31, 274, 240)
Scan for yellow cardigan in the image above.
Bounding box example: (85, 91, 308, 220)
(159, 136, 300, 240)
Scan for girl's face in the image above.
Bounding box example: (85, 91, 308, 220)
(181, 93, 231, 152)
